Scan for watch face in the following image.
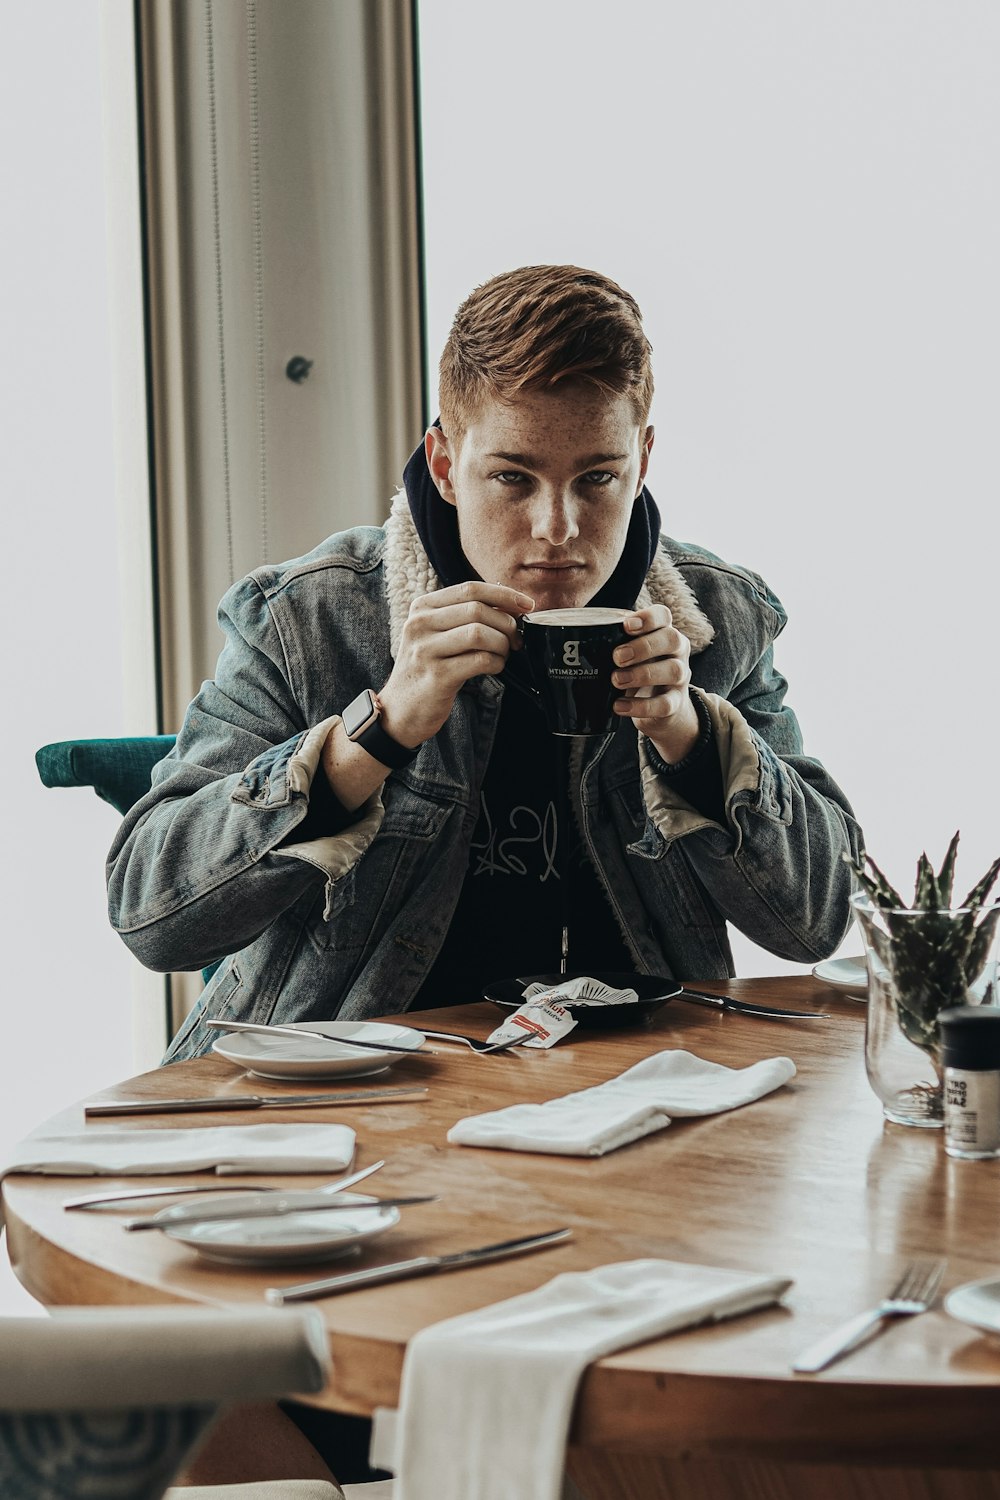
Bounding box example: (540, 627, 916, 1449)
(343, 689, 378, 740)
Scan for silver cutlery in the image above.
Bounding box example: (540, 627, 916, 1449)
(792, 1258, 946, 1372)
(84, 1087, 427, 1117)
(417, 1029, 531, 1056)
(206, 1018, 434, 1056)
(676, 988, 830, 1020)
(66, 1158, 386, 1218)
(125, 1193, 437, 1232)
(119, 1160, 385, 1229)
(65, 1183, 282, 1211)
(511, 978, 826, 1020)
(265, 1226, 573, 1303)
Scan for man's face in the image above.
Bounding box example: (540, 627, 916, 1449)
(426, 385, 654, 612)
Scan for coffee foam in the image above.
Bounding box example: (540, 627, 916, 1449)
(525, 608, 629, 627)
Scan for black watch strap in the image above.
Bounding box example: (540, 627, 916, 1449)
(342, 689, 419, 770)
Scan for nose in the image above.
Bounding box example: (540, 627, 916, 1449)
(530, 487, 580, 548)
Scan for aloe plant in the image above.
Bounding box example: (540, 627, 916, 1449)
(847, 834, 1000, 1065)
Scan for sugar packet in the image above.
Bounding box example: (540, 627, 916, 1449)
(486, 994, 578, 1050)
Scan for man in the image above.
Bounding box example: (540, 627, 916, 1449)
(108, 264, 861, 1060)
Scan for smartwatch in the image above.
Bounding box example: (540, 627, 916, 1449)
(341, 688, 419, 770)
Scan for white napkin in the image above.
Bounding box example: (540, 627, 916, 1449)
(3, 1123, 356, 1178)
(447, 1049, 796, 1155)
(522, 975, 639, 1007)
(371, 1258, 792, 1500)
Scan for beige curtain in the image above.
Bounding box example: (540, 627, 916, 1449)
(134, 0, 424, 1027)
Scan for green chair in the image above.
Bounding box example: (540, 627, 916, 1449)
(34, 736, 177, 817)
(34, 735, 220, 987)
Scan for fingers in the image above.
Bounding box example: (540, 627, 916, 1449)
(609, 606, 693, 725)
(612, 648, 689, 692)
(611, 607, 690, 692)
(613, 683, 691, 723)
(427, 582, 535, 616)
(416, 600, 528, 650)
(385, 584, 534, 744)
(410, 584, 533, 651)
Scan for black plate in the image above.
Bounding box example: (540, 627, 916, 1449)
(482, 971, 681, 1030)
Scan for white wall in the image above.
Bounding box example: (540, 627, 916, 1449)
(0, 1, 135, 1310)
(418, 0, 1000, 972)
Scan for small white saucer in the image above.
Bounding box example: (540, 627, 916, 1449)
(944, 1276, 1000, 1338)
(162, 1192, 400, 1265)
(812, 956, 868, 991)
(211, 1020, 425, 1081)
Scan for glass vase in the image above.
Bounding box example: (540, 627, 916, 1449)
(852, 893, 1000, 1128)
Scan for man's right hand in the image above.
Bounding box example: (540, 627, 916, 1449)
(377, 582, 535, 747)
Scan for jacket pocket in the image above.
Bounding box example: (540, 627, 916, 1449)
(308, 787, 453, 954)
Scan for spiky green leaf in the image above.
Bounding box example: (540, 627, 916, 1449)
(937, 832, 961, 906)
(914, 853, 939, 911)
(958, 855, 1000, 915)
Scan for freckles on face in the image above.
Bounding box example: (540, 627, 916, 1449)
(447, 386, 647, 608)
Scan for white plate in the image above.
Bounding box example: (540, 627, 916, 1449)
(812, 956, 868, 991)
(944, 1276, 1000, 1338)
(211, 1021, 426, 1081)
(162, 1192, 401, 1265)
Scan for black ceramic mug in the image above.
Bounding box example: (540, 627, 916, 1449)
(520, 607, 630, 736)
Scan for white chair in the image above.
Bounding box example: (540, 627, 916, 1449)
(0, 1306, 342, 1500)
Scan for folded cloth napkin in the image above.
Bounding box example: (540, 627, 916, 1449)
(371, 1258, 792, 1500)
(3, 1123, 356, 1179)
(447, 1049, 796, 1156)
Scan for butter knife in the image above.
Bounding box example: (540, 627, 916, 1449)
(85, 1087, 427, 1117)
(125, 1193, 437, 1232)
(265, 1226, 573, 1303)
(677, 989, 830, 1020)
(206, 1019, 433, 1057)
(69, 1160, 384, 1215)
(115, 1160, 382, 1226)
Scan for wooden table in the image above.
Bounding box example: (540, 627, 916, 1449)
(6, 977, 1000, 1500)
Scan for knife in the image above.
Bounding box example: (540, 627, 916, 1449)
(265, 1226, 573, 1303)
(118, 1158, 386, 1230)
(676, 989, 830, 1020)
(65, 1159, 385, 1213)
(84, 1087, 427, 1117)
(65, 1183, 282, 1210)
(206, 1019, 433, 1057)
(125, 1193, 438, 1232)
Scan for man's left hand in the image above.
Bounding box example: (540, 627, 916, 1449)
(612, 606, 702, 764)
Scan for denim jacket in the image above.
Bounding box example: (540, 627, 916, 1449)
(106, 492, 862, 1063)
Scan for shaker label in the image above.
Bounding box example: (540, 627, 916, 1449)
(945, 1068, 1000, 1155)
(946, 1077, 968, 1109)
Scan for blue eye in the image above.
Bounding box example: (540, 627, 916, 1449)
(494, 471, 530, 486)
(582, 471, 615, 487)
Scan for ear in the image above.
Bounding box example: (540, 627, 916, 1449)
(636, 425, 654, 495)
(425, 427, 457, 507)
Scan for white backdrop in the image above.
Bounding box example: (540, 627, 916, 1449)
(418, 0, 1000, 971)
(0, 2, 134, 1309)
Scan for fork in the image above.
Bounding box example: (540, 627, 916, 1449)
(792, 1258, 946, 1373)
(417, 1029, 530, 1056)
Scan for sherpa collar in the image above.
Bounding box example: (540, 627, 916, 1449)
(381, 487, 715, 659)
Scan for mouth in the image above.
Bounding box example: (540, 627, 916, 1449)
(518, 562, 586, 574)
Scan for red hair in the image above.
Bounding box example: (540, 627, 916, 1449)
(438, 265, 654, 436)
